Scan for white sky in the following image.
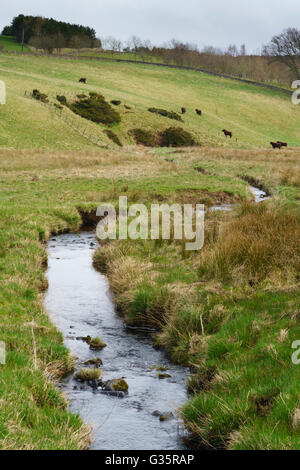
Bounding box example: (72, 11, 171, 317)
(1, 0, 300, 53)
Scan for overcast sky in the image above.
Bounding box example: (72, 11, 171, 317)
(1, 0, 300, 53)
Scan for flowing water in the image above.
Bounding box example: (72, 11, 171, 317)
(211, 185, 269, 211)
(44, 184, 269, 450)
(45, 232, 189, 450)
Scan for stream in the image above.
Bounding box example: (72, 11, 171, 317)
(211, 185, 269, 211)
(44, 184, 269, 450)
(45, 232, 189, 450)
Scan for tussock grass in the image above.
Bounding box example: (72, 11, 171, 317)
(88, 337, 107, 350)
(74, 368, 102, 382)
(198, 202, 300, 286)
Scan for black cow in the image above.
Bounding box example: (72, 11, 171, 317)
(79, 78, 87, 84)
(270, 142, 282, 149)
(222, 129, 232, 138)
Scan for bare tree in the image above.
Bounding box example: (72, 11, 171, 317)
(29, 35, 56, 54)
(69, 34, 94, 53)
(240, 44, 246, 56)
(53, 33, 66, 54)
(127, 36, 142, 60)
(102, 36, 122, 57)
(225, 44, 238, 57)
(264, 28, 300, 78)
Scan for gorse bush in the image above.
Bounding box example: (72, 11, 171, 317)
(148, 108, 183, 122)
(32, 89, 49, 103)
(130, 128, 158, 147)
(104, 129, 123, 146)
(69, 92, 121, 125)
(56, 95, 67, 105)
(160, 127, 197, 147)
(130, 127, 197, 147)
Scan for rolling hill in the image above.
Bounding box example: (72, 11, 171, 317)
(0, 53, 298, 150)
(0, 35, 30, 52)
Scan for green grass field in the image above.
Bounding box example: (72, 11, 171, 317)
(0, 35, 30, 52)
(0, 53, 299, 449)
(0, 53, 299, 150)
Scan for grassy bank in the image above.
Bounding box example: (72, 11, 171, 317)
(0, 52, 299, 449)
(92, 147, 300, 450)
(0, 145, 246, 448)
(0, 36, 30, 52)
(0, 144, 295, 449)
(0, 53, 299, 150)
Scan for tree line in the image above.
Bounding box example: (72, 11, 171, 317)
(1, 14, 101, 53)
(100, 31, 300, 85)
(2, 15, 300, 85)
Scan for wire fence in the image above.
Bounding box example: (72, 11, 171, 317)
(24, 90, 110, 149)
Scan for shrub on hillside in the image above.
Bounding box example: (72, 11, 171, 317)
(56, 95, 67, 105)
(32, 89, 49, 104)
(160, 127, 196, 147)
(104, 129, 123, 146)
(130, 128, 158, 147)
(148, 108, 183, 122)
(69, 92, 121, 125)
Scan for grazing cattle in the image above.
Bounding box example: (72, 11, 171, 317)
(79, 78, 87, 84)
(270, 142, 282, 149)
(277, 141, 288, 147)
(181, 107, 186, 114)
(195, 109, 202, 116)
(222, 129, 232, 138)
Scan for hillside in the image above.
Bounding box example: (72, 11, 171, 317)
(0, 53, 299, 150)
(0, 52, 300, 450)
(0, 35, 30, 52)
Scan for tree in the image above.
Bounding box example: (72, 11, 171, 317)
(225, 44, 238, 57)
(240, 44, 246, 56)
(264, 28, 300, 78)
(127, 36, 142, 60)
(1, 26, 13, 35)
(6, 14, 98, 48)
(53, 32, 66, 54)
(102, 36, 122, 57)
(29, 35, 56, 54)
(70, 34, 93, 50)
